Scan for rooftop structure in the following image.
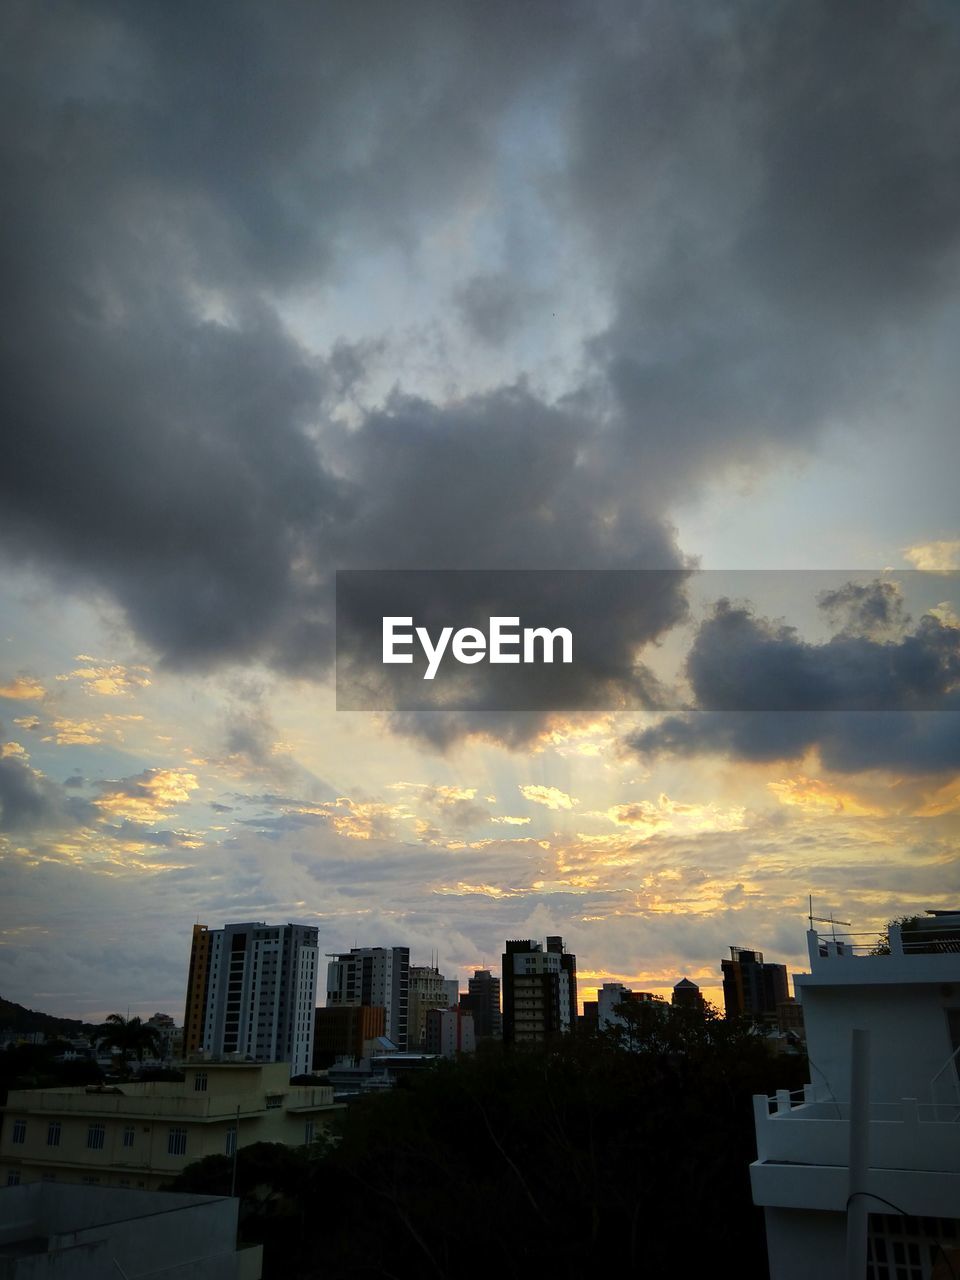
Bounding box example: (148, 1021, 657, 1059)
(0, 1181, 261, 1278)
(751, 912, 960, 1280)
(1, 1061, 340, 1192)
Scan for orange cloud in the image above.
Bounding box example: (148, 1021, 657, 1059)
(767, 775, 887, 817)
(95, 769, 199, 823)
(519, 784, 578, 810)
(903, 538, 960, 571)
(0, 676, 46, 701)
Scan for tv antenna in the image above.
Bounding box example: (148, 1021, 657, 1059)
(808, 895, 851, 939)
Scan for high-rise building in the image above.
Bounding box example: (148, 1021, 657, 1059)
(425, 1007, 475, 1059)
(501, 937, 577, 1044)
(408, 966, 457, 1049)
(326, 947, 410, 1050)
(461, 968, 502, 1039)
(183, 923, 212, 1055)
(183, 922, 319, 1077)
(672, 977, 705, 1011)
(721, 947, 789, 1024)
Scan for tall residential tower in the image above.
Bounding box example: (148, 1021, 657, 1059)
(326, 946, 411, 1050)
(183, 921, 319, 1077)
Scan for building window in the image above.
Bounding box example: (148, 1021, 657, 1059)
(167, 1128, 187, 1157)
(47, 1121, 61, 1147)
(81, 1176, 101, 1185)
(194, 1071, 208, 1093)
(265, 1094, 282, 1109)
(225, 1127, 237, 1157)
(87, 1123, 105, 1150)
(122, 1126, 135, 1148)
(41, 1173, 56, 1183)
(7, 1171, 21, 1186)
(11, 1120, 26, 1145)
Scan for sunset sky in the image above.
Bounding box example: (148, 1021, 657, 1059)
(1, 0, 958, 1022)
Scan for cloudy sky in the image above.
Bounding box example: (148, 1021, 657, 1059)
(1, 0, 958, 1021)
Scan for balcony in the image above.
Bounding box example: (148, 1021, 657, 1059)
(751, 1087, 960, 1218)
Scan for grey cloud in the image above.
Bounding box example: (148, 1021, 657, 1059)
(568, 2, 960, 501)
(628, 590, 960, 771)
(817, 580, 911, 639)
(0, 755, 93, 832)
(454, 273, 541, 345)
(3, 1, 960, 751)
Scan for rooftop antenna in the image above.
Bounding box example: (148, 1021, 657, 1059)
(808, 895, 851, 941)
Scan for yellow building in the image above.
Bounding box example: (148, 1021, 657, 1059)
(2, 1061, 341, 1191)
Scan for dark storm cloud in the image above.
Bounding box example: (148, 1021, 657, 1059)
(567, 2, 960, 499)
(0, 754, 93, 831)
(628, 590, 960, 772)
(454, 273, 541, 346)
(817, 580, 911, 639)
(3, 2, 960, 746)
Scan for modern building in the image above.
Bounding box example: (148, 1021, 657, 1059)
(424, 1008, 475, 1059)
(183, 923, 213, 1056)
(0, 1182, 262, 1278)
(596, 982, 656, 1031)
(721, 946, 789, 1024)
(312, 1005, 385, 1069)
(183, 922, 319, 1077)
(460, 969, 502, 1039)
(501, 938, 577, 1044)
(326, 947, 410, 1050)
(672, 977, 705, 1011)
(1, 1061, 339, 1192)
(750, 911, 960, 1280)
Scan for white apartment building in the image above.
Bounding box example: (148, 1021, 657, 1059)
(326, 947, 410, 1050)
(751, 912, 960, 1280)
(187, 922, 318, 1077)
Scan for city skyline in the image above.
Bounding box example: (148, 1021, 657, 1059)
(1, 2, 958, 1023)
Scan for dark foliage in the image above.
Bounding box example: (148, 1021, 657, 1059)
(171, 1006, 804, 1279)
(0, 1042, 102, 1111)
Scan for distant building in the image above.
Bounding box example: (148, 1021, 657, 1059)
(461, 969, 502, 1039)
(671, 978, 705, 1011)
(408, 966, 456, 1049)
(597, 983, 656, 1032)
(579, 1001, 599, 1034)
(182, 922, 319, 1078)
(425, 1007, 475, 1058)
(501, 938, 577, 1044)
(146, 1012, 180, 1063)
(1, 1061, 340, 1191)
(312, 1005, 385, 1069)
(721, 947, 789, 1024)
(0, 1182, 261, 1278)
(776, 998, 805, 1040)
(751, 910, 960, 1280)
(326, 1051, 437, 1100)
(326, 947, 410, 1050)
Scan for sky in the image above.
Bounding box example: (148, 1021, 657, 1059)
(1, 0, 958, 1022)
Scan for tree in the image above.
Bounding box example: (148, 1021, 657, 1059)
(870, 914, 960, 955)
(95, 1014, 163, 1066)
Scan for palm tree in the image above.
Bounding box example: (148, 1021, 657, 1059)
(96, 1014, 164, 1066)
